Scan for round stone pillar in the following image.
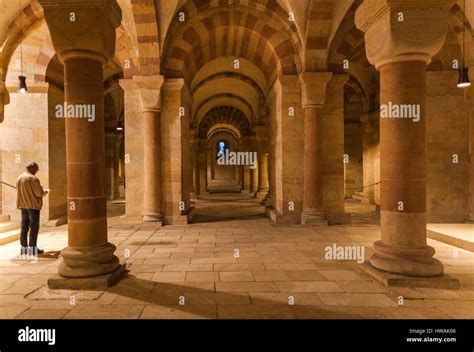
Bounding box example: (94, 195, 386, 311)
(143, 109, 163, 222)
(105, 132, 116, 200)
(113, 135, 122, 199)
(250, 137, 259, 195)
(60, 51, 120, 278)
(257, 142, 269, 193)
(299, 72, 332, 225)
(356, 0, 454, 276)
(374, 60, 443, 276)
(254, 127, 269, 198)
(39, 0, 123, 288)
(197, 139, 208, 197)
(133, 75, 164, 223)
(469, 86, 474, 222)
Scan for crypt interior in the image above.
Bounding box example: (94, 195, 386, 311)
(0, 0, 473, 319)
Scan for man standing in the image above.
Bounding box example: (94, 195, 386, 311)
(16, 162, 48, 256)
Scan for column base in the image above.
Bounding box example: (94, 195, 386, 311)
(164, 215, 190, 225)
(370, 240, 444, 277)
(48, 263, 125, 291)
(164, 207, 195, 225)
(358, 262, 459, 290)
(256, 190, 269, 201)
(58, 242, 121, 278)
(362, 194, 375, 205)
(301, 211, 328, 226)
(266, 207, 301, 225)
(466, 214, 474, 223)
(326, 212, 352, 225)
(143, 213, 164, 223)
(262, 194, 272, 207)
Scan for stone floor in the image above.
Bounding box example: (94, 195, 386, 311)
(0, 195, 473, 319)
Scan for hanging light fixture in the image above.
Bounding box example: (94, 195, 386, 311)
(17, 0, 27, 93)
(458, 0, 471, 88)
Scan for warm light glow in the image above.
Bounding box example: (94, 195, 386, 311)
(457, 82, 471, 88)
(458, 68, 471, 89)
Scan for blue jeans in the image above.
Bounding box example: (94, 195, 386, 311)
(20, 209, 40, 248)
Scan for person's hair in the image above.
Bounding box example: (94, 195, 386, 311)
(26, 162, 39, 173)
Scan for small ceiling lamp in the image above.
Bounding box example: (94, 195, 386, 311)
(458, 0, 471, 88)
(17, 0, 27, 94)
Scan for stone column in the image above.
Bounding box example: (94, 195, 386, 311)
(356, 0, 454, 276)
(189, 132, 196, 195)
(255, 127, 269, 199)
(469, 83, 474, 222)
(104, 132, 116, 200)
(134, 76, 164, 223)
(113, 134, 122, 199)
(0, 81, 5, 214)
(267, 76, 305, 224)
(241, 136, 251, 193)
(300, 72, 332, 225)
(39, 0, 123, 288)
(197, 139, 208, 197)
(360, 111, 380, 205)
(250, 136, 259, 196)
(192, 138, 199, 196)
(320, 74, 351, 225)
(161, 79, 189, 224)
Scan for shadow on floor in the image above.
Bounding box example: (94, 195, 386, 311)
(109, 270, 366, 319)
(39, 250, 61, 259)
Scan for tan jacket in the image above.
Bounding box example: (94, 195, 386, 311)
(16, 172, 45, 210)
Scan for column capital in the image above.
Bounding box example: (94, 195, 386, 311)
(135, 75, 164, 113)
(355, 0, 454, 70)
(253, 126, 268, 142)
(250, 135, 258, 147)
(197, 138, 208, 151)
(163, 78, 185, 91)
(118, 78, 136, 92)
(299, 72, 333, 108)
(39, 0, 121, 64)
(240, 136, 251, 151)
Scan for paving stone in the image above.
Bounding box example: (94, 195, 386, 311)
(185, 272, 220, 282)
(219, 271, 254, 282)
(276, 281, 344, 293)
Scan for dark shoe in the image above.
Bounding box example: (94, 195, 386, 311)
(20, 247, 28, 255)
